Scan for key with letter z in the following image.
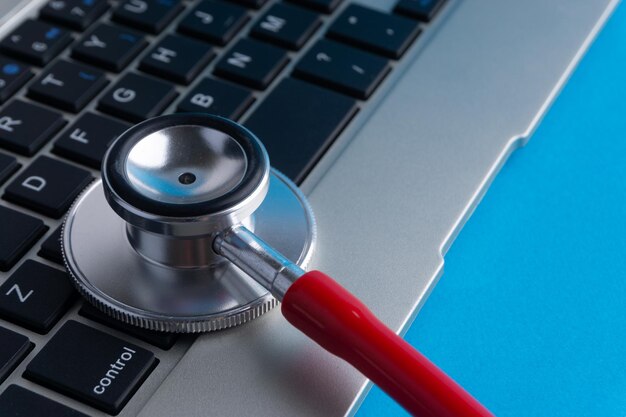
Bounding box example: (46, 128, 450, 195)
(0, 261, 76, 334)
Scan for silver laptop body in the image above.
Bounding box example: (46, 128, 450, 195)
(0, 0, 617, 415)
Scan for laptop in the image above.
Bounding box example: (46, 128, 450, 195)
(0, 0, 618, 416)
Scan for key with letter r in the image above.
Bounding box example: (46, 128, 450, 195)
(0, 100, 66, 156)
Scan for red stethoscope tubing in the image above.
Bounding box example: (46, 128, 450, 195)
(281, 271, 494, 417)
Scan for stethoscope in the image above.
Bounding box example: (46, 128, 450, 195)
(63, 113, 492, 417)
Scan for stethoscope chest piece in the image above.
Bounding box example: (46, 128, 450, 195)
(62, 115, 494, 417)
(63, 114, 315, 332)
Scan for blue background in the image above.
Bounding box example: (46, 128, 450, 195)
(357, 3, 626, 416)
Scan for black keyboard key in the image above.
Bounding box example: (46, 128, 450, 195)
(0, 100, 66, 156)
(113, 0, 184, 34)
(328, 5, 420, 59)
(394, 0, 445, 22)
(53, 112, 131, 169)
(0, 328, 32, 384)
(0, 260, 76, 334)
(80, 303, 178, 350)
(214, 38, 289, 90)
(178, 0, 249, 46)
(28, 60, 108, 112)
(72, 23, 148, 72)
(230, 0, 268, 9)
(139, 34, 214, 85)
(3, 156, 93, 218)
(0, 385, 89, 417)
(245, 77, 357, 183)
(0, 57, 33, 104)
(98, 73, 178, 123)
(251, 3, 321, 50)
(0, 152, 19, 186)
(40, 0, 110, 31)
(38, 225, 64, 264)
(0, 207, 47, 272)
(294, 39, 390, 99)
(287, 0, 341, 13)
(0, 20, 72, 66)
(25, 320, 157, 415)
(177, 77, 254, 120)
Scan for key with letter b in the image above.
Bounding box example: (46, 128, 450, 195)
(177, 77, 254, 120)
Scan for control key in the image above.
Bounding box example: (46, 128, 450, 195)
(24, 320, 157, 415)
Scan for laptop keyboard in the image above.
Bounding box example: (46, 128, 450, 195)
(0, 0, 445, 415)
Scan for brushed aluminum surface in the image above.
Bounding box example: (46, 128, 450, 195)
(63, 171, 316, 332)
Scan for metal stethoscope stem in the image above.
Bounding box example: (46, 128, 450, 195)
(64, 114, 493, 417)
(214, 226, 304, 301)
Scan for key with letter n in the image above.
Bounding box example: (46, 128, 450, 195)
(214, 38, 289, 90)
